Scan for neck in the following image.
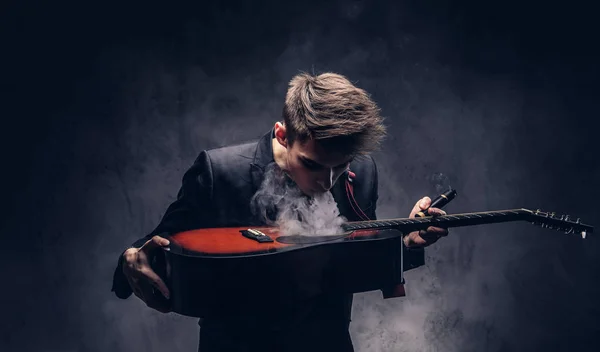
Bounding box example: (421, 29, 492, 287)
(272, 137, 288, 171)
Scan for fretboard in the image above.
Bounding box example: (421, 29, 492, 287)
(341, 209, 528, 233)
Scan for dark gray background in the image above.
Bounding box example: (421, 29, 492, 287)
(2, 0, 598, 351)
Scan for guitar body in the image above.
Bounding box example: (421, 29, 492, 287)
(158, 227, 405, 319)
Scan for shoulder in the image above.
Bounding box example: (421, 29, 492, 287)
(190, 139, 260, 193)
(182, 138, 259, 187)
(349, 155, 378, 187)
(340, 154, 379, 220)
(203, 139, 258, 170)
(346, 154, 379, 205)
(186, 138, 257, 171)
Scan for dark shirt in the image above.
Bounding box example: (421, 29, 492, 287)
(111, 128, 425, 346)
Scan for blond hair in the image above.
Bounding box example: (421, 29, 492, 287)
(282, 72, 386, 157)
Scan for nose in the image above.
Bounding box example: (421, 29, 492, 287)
(317, 180, 331, 191)
(317, 169, 334, 191)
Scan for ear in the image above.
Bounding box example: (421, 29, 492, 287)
(274, 121, 288, 148)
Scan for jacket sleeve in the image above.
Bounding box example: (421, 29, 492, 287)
(111, 151, 216, 299)
(367, 157, 425, 272)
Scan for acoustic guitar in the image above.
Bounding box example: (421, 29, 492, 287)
(154, 208, 593, 319)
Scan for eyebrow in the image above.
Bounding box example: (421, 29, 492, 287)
(300, 156, 352, 168)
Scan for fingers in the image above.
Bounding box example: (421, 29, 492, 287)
(127, 268, 171, 313)
(410, 197, 431, 218)
(122, 248, 139, 272)
(406, 197, 451, 247)
(409, 197, 450, 219)
(138, 280, 171, 313)
(140, 267, 170, 299)
(425, 208, 448, 236)
(141, 235, 170, 254)
(427, 207, 447, 217)
(126, 275, 143, 299)
(423, 226, 448, 236)
(419, 197, 431, 211)
(405, 225, 449, 247)
(417, 229, 438, 241)
(122, 245, 171, 313)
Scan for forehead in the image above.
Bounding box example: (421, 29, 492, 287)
(293, 139, 352, 166)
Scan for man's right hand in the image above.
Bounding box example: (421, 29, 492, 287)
(122, 235, 171, 313)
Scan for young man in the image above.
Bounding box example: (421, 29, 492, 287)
(111, 72, 448, 351)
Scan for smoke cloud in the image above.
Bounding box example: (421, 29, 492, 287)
(427, 172, 452, 194)
(250, 163, 347, 236)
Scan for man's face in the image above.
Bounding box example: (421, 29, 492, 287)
(284, 138, 352, 197)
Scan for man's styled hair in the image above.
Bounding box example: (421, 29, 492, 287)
(282, 72, 387, 157)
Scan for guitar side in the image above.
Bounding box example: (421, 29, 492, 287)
(165, 226, 387, 257)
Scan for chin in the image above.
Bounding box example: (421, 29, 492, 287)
(302, 190, 315, 197)
(307, 189, 329, 197)
(299, 187, 317, 197)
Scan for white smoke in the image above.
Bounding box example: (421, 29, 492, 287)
(250, 162, 347, 236)
(428, 172, 452, 194)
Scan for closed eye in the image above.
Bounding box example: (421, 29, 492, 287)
(300, 157, 352, 171)
(301, 158, 322, 171)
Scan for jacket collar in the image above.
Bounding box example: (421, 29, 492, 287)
(250, 128, 276, 192)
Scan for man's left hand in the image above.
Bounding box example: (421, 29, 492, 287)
(404, 196, 449, 248)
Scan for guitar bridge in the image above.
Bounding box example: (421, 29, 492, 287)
(240, 228, 274, 243)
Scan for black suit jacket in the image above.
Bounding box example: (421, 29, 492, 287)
(111, 128, 425, 325)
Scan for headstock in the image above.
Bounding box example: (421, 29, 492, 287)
(524, 209, 594, 238)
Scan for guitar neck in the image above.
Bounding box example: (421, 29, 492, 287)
(342, 209, 530, 233)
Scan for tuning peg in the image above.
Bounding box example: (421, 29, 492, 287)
(550, 212, 556, 218)
(563, 215, 570, 221)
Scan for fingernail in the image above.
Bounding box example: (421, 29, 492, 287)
(420, 198, 428, 207)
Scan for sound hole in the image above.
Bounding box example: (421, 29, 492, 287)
(276, 234, 348, 244)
